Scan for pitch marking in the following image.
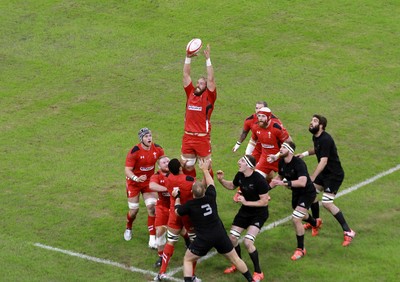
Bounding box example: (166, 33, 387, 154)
(35, 164, 399, 280)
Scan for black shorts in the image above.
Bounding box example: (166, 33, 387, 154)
(314, 174, 344, 194)
(232, 207, 269, 230)
(189, 232, 233, 257)
(292, 191, 316, 210)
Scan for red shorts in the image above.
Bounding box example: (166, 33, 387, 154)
(126, 180, 153, 198)
(167, 210, 194, 233)
(255, 154, 279, 175)
(181, 134, 211, 157)
(155, 203, 170, 227)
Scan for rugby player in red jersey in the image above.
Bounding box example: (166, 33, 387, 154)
(181, 43, 216, 178)
(124, 128, 164, 249)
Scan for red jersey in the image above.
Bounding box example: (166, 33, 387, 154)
(165, 173, 195, 208)
(244, 113, 284, 162)
(183, 83, 217, 134)
(251, 121, 290, 157)
(149, 171, 170, 208)
(125, 143, 165, 188)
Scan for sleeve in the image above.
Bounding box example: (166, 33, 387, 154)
(207, 88, 217, 105)
(205, 185, 217, 199)
(232, 173, 241, 187)
(125, 151, 136, 167)
(243, 117, 253, 132)
(184, 83, 194, 99)
(295, 159, 308, 178)
(176, 202, 190, 216)
(257, 176, 270, 194)
(278, 126, 290, 143)
(149, 173, 159, 184)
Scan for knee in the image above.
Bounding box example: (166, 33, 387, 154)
(144, 198, 157, 214)
(243, 234, 256, 250)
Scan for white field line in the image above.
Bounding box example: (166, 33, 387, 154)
(33, 243, 181, 282)
(34, 164, 399, 280)
(166, 163, 400, 276)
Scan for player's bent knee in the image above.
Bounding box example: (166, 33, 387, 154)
(181, 155, 196, 167)
(167, 230, 179, 242)
(322, 193, 335, 204)
(292, 210, 306, 220)
(144, 197, 157, 207)
(244, 234, 256, 243)
(230, 229, 241, 240)
(128, 202, 140, 210)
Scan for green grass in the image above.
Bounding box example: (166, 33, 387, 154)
(1, 0, 399, 281)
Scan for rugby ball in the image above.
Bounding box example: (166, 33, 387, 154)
(186, 38, 202, 56)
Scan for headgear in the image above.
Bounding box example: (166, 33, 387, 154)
(138, 127, 151, 142)
(257, 107, 272, 118)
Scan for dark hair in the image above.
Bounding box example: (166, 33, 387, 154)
(285, 140, 296, 151)
(168, 158, 181, 175)
(256, 101, 268, 107)
(313, 114, 327, 130)
(244, 154, 256, 168)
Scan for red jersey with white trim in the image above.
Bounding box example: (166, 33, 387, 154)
(125, 143, 165, 188)
(150, 171, 170, 208)
(183, 83, 217, 134)
(251, 121, 289, 156)
(165, 173, 195, 208)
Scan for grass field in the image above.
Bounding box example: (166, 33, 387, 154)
(1, 0, 399, 281)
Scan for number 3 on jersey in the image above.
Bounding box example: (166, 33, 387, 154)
(201, 204, 212, 216)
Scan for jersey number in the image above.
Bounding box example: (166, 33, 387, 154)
(201, 204, 212, 216)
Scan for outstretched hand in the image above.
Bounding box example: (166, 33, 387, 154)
(203, 44, 210, 59)
(198, 158, 211, 171)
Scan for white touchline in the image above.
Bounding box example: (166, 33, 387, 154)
(33, 242, 182, 281)
(167, 163, 400, 276)
(34, 164, 399, 280)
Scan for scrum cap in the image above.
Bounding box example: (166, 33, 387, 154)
(138, 127, 151, 142)
(257, 107, 272, 117)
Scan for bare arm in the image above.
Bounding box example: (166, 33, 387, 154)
(149, 181, 167, 192)
(198, 159, 214, 187)
(125, 166, 146, 182)
(297, 148, 315, 158)
(238, 192, 270, 207)
(310, 156, 327, 181)
(216, 170, 236, 190)
(204, 44, 215, 91)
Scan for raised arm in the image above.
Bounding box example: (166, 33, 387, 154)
(198, 158, 214, 187)
(216, 170, 236, 190)
(204, 44, 215, 91)
(183, 55, 192, 88)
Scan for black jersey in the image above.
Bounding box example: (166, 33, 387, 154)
(233, 170, 270, 213)
(177, 185, 226, 240)
(313, 131, 344, 177)
(278, 156, 315, 195)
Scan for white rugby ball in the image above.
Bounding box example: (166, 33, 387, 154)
(186, 38, 202, 55)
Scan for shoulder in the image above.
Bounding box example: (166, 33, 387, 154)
(154, 143, 163, 149)
(245, 114, 255, 121)
(272, 122, 283, 130)
(186, 175, 195, 182)
(130, 145, 140, 154)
